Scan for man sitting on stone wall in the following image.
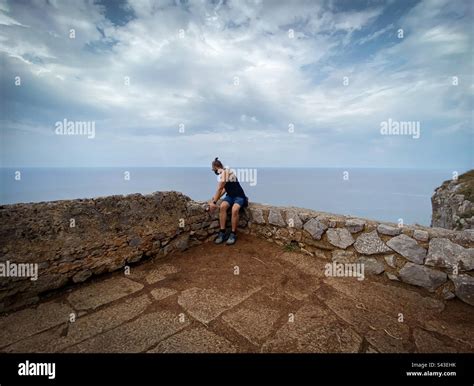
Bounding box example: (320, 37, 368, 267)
(208, 157, 248, 245)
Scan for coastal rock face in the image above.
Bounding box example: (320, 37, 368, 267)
(431, 170, 474, 230)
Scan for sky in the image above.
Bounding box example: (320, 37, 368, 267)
(0, 0, 472, 169)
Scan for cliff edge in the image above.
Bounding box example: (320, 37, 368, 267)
(431, 170, 474, 230)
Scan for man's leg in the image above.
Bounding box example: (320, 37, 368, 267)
(215, 201, 230, 244)
(231, 203, 241, 232)
(219, 201, 230, 229)
(226, 203, 241, 245)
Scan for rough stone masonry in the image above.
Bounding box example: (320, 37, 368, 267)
(0, 191, 473, 313)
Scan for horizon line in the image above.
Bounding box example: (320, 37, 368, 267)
(0, 166, 469, 171)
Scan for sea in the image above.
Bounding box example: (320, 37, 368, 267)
(0, 167, 462, 226)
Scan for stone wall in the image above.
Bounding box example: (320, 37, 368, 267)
(243, 204, 474, 307)
(0, 192, 217, 313)
(1, 191, 473, 313)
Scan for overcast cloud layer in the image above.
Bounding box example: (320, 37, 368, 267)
(0, 0, 472, 169)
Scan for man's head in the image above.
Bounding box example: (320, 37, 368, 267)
(211, 157, 223, 175)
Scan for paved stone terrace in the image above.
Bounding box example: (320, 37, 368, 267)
(0, 234, 473, 353)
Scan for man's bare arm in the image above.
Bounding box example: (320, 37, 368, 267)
(211, 169, 228, 203)
(212, 186, 226, 203)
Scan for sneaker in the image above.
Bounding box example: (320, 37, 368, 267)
(226, 232, 237, 245)
(214, 231, 227, 244)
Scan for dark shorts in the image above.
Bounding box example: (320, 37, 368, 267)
(223, 195, 246, 207)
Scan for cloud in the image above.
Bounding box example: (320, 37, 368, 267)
(0, 0, 472, 169)
(357, 23, 393, 45)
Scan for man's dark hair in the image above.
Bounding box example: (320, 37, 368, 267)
(212, 157, 223, 169)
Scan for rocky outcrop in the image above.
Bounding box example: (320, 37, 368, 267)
(431, 170, 474, 230)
